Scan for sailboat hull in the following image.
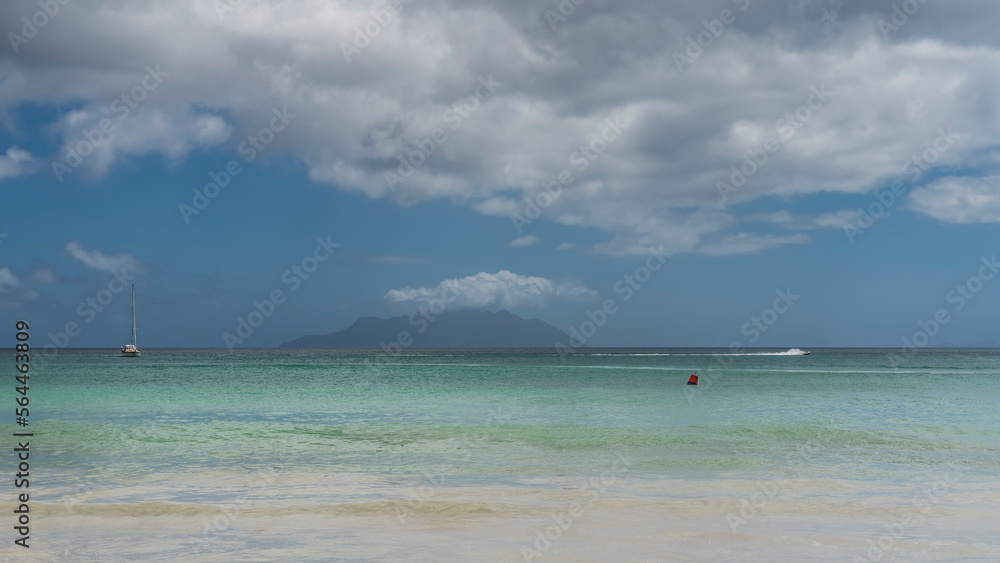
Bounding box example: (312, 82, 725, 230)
(120, 351, 140, 357)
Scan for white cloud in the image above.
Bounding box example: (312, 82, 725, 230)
(0, 266, 38, 310)
(65, 241, 144, 274)
(909, 176, 1000, 223)
(0, 267, 19, 291)
(4, 2, 1000, 253)
(0, 147, 34, 180)
(475, 198, 519, 216)
(53, 108, 231, 178)
(584, 206, 734, 256)
(754, 210, 861, 230)
(509, 235, 540, 247)
(556, 242, 576, 250)
(698, 234, 809, 256)
(384, 270, 597, 313)
(811, 211, 863, 230)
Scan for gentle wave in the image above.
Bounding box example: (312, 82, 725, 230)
(9, 499, 548, 519)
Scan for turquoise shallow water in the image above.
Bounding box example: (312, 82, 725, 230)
(3, 347, 1000, 561)
(9, 347, 1000, 493)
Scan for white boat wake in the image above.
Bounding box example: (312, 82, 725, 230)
(756, 348, 810, 356)
(585, 348, 810, 357)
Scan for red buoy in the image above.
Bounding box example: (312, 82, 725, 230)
(687, 373, 698, 385)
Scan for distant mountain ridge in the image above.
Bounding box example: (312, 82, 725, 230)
(280, 309, 568, 348)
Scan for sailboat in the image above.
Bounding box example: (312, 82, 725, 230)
(120, 284, 140, 357)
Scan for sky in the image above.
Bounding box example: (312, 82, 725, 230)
(1, 0, 999, 349)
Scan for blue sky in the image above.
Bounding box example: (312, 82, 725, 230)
(2, 0, 999, 349)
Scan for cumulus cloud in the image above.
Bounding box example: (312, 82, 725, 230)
(0, 147, 34, 180)
(4, 1, 1000, 252)
(0, 266, 38, 310)
(0, 267, 19, 291)
(384, 270, 597, 313)
(65, 241, 145, 274)
(556, 242, 576, 250)
(909, 176, 1000, 223)
(509, 235, 540, 247)
(53, 108, 231, 179)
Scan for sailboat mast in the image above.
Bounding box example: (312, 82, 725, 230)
(131, 284, 137, 347)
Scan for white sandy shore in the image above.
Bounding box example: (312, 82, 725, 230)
(4, 476, 999, 561)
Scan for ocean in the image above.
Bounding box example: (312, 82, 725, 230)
(2, 347, 999, 561)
